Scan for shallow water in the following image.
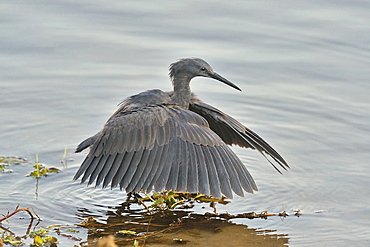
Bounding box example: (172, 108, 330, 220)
(1, 1, 370, 246)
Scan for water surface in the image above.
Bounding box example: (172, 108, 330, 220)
(1, 1, 370, 246)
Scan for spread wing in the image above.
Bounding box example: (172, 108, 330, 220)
(189, 95, 289, 173)
(74, 101, 257, 198)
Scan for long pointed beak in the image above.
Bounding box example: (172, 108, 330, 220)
(209, 72, 242, 91)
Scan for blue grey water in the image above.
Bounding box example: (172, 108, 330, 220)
(1, 1, 369, 246)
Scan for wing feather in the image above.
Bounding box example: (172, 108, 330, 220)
(96, 154, 117, 187)
(186, 142, 198, 193)
(119, 149, 144, 190)
(154, 138, 177, 191)
(74, 154, 94, 181)
(202, 146, 221, 198)
(111, 151, 134, 188)
(130, 145, 159, 192)
(177, 140, 188, 192)
(166, 138, 181, 191)
(125, 148, 151, 191)
(88, 155, 110, 185)
(146, 144, 169, 192)
(223, 146, 257, 193)
(194, 145, 210, 195)
(137, 144, 163, 192)
(189, 97, 289, 172)
(215, 146, 244, 197)
(103, 152, 125, 188)
(81, 155, 102, 184)
(209, 146, 233, 198)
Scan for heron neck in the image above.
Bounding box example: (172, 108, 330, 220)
(171, 76, 191, 108)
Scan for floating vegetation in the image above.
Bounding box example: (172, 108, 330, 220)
(130, 191, 230, 213)
(0, 153, 65, 176)
(29, 228, 58, 247)
(27, 154, 61, 179)
(0, 156, 28, 165)
(0, 156, 29, 173)
(118, 230, 137, 236)
(1, 227, 60, 247)
(2, 235, 25, 246)
(0, 164, 6, 172)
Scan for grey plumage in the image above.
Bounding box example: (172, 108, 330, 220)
(74, 58, 289, 198)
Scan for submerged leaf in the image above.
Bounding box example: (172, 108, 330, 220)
(151, 197, 164, 208)
(4, 236, 25, 246)
(65, 228, 79, 233)
(33, 235, 44, 246)
(47, 167, 61, 173)
(0, 156, 29, 165)
(30, 227, 49, 237)
(46, 224, 62, 229)
(1, 156, 28, 174)
(43, 236, 58, 244)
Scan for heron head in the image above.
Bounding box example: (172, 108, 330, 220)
(169, 58, 241, 91)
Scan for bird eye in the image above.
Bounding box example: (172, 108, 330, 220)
(200, 67, 206, 72)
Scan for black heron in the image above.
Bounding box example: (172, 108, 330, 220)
(74, 58, 289, 198)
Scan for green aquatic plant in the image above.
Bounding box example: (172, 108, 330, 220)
(118, 230, 136, 235)
(140, 191, 187, 211)
(0, 156, 29, 173)
(138, 191, 230, 212)
(65, 228, 79, 233)
(2, 235, 25, 246)
(29, 228, 58, 247)
(0, 225, 59, 247)
(28, 154, 60, 179)
(60, 147, 68, 168)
